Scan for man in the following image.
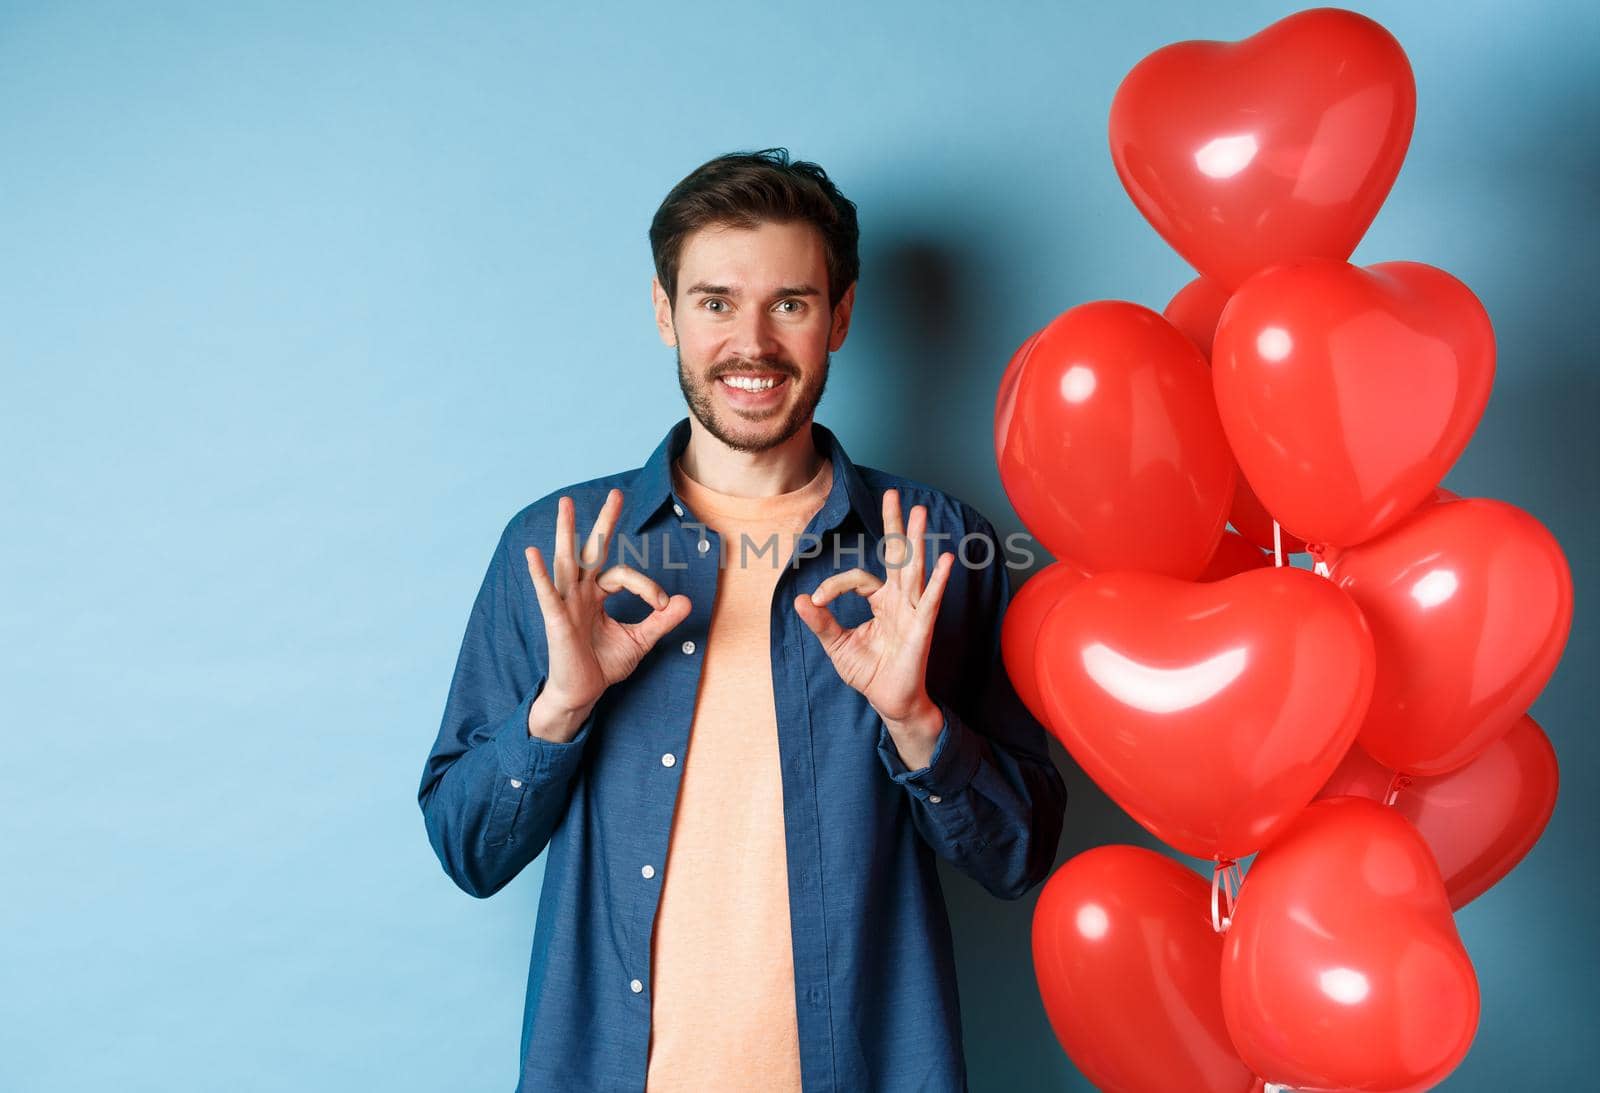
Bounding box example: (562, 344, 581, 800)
(418, 148, 1067, 1092)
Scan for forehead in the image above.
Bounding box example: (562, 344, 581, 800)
(675, 220, 828, 294)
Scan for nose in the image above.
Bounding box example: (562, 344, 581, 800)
(728, 306, 785, 365)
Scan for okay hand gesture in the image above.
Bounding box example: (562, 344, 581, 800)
(525, 489, 692, 724)
(793, 489, 955, 742)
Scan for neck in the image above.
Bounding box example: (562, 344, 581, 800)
(678, 415, 824, 497)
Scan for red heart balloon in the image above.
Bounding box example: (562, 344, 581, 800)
(1035, 566, 1374, 859)
(996, 301, 1236, 578)
(1110, 8, 1415, 290)
(1318, 715, 1560, 908)
(1196, 531, 1269, 582)
(1164, 275, 1308, 555)
(1327, 495, 1572, 775)
(1212, 258, 1496, 548)
(1002, 561, 1090, 728)
(1032, 846, 1258, 1093)
(994, 327, 1043, 462)
(1221, 798, 1480, 1092)
(1162, 276, 1232, 361)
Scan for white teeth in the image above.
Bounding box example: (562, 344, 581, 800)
(722, 375, 779, 391)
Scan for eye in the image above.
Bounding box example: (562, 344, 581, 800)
(702, 298, 729, 313)
(776, 299, 804, 314)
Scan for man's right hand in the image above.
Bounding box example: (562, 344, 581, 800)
(523, 488, 692, 742)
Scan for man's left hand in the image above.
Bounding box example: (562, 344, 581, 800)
(794, 488, 955, 770)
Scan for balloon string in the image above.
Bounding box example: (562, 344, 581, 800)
(1210, 858, 1242, 933)
(1383, 771, 1413, 808)
(1272, 519, 1284, 568)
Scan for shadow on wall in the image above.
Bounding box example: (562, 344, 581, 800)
(847, 232, 973, 492)
(844, 221, 1031, 517)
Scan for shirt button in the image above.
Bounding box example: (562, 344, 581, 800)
(681, 639, 696, 655)
(696, 539, 710, 554)
(630, 979, 643, 994)
(509, 778, 523, 789)
(641, 864, 656, 879)
(661, 753, 676, 768)
(672, 503, 684, 517)
(928, 794, 942, 804)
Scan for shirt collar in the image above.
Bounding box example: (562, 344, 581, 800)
(621, 416, 885, 541)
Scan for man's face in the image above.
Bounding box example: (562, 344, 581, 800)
(653, 219, 854, 454)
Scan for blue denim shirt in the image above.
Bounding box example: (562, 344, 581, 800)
(418, 417, 1067, 1092)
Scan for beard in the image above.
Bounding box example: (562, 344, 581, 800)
(676, 348, 830, 454)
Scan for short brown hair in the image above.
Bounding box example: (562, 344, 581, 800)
(649, 148, 860, 311)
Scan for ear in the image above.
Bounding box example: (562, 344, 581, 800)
(828, 281, 857, 352)
(651, 277, 677, 347)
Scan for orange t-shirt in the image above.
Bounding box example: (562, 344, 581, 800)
(643, 452, 834, 1092)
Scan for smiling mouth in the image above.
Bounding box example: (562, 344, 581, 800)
(717, 372, 790, 394)
(716, 371, 790, 396)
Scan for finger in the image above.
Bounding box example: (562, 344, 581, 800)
(793, 592, 847, 647)
(581, 488, 623, 572)
(553, 495, 579, 592)
(809, 567, 884, 608)
(623, 593, 693, 651)
(904, 504, 928, 603)
(914, 551, 956, 629)
(882, 486, 905, 540)
(595, 563, 669, 610)
(524, 546, 574, 638)
(880, 488, 911, 581)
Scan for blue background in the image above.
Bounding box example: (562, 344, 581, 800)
(3, 2, 1594, 1089)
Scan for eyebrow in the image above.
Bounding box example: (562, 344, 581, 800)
(683, 282, 822, 299)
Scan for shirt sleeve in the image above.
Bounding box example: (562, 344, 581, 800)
(875, 510, 1068, 900)
(417, 516, 598, 899)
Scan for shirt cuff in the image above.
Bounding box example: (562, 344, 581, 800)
(875, 698, 983, 802)
(493, 680, 596, 786)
